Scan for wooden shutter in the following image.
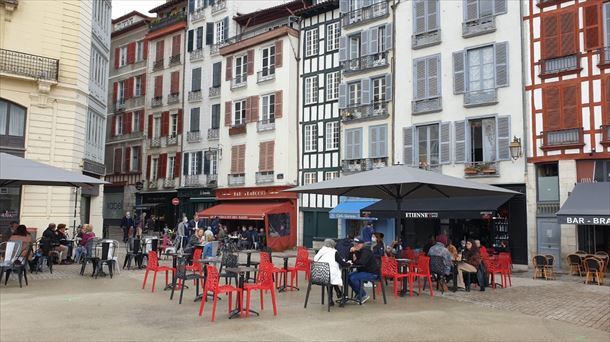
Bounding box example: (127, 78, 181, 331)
(266, 141, 274, 172)
(385, 74, 393, 102)
(140, 111, 145, 132)
(238, 145, 246, 173)
(223, 16, 229, 42)
(274, 91, 283, 118)
(124, 147, 131, 173)
(403, 127, 413, 166)
(338, 83, 347, 108)
(561, 84, 580, 128)
(259, 142, 267, 171)
(452, 51, 465, 94)
(147, 115, 153, 137)
(154, 75, 163, 97)
(414, 58, 426, 99)
(112, 82, 118, 103)
(114, 149, 122, 174)
(143, 40, 148, 60)
(187, 30, 194, 52)
(454, 120, 466, 163)
(583, 3, 602, 50)
(206, 23, 214, 45)
(541, 14, 559, 59)
(428, 55, 440, 97)
(247, 49, 254, 75)
(606, 77, 610, 124)
(146, 155, 151, 179)
(250, 95, 259, 122)
(245, 97, 252, 123)
(369, 126, 379, 158)
(174, 152, 181, 178)
(231, 146, 238, 173)
(427, 0, 439, 31)
(345, 129, 354, 160)
(140, 73, 146, 96)
(111, 115, 116, 137)
(495, 42, 508, 88)
(384, 23, 392, 50)
(172, 35, 181, 57)
(177, 109, 183, 133)
(494, 0, 507, 14)
(496, 116, 511, 161)
(339, 0, 347, 12)
(127, 42, 135, 64)
(155, 40, 164, 61)
(465, 0, 478, 21)
(124, 112, 132, 134)
(225, 101, 232, 126)
(361, 28, 369, 56)
(170, 71, 179, 94)
(275, 40, 283, 68)
(114, 47, 120, 69)
(361, 78, 370, 104)
(159, 154, 167, 179)
(543, 87, 561, 131)
(161, 111, 169, 137)
(559, 10, 578, 56)
(200, 152, 206, 175)
(339, 36, 347, 62)
(125, 77, 133, 99)
(369, 27, 379, 54)
(225, 56, 232, 81)
(353, 128, 362, 159)
(440, 122, 451, 164)
(413, 0, 426, 34)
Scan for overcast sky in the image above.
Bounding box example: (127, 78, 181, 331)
(112, 0, 165, 19)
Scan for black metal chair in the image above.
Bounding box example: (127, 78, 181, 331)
(123, 238, 143, 270)
(80, 238, 101, 276)
(429, 255, 449, 293)
(94, 240, 118, 279)
(4, 247, 31, 288)
(304, 261, 333, 312)
(170, 256, 205, 304)
(218, 253, 239, 285)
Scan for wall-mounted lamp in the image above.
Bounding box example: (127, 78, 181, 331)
(509, 136, 522, 160)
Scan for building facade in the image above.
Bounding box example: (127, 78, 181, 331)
(104, 11, 151, 229)
(0, 0, 110, 236)
(296, 0, 342, 247)
(524, 0, 610, 264)
(393, 0, 528, 264)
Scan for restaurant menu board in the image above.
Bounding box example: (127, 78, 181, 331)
(492, 217, 509, 248)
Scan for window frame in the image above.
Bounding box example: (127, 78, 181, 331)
(233, 99, 247, 126)
(234, 54, 248, 82)
(131, 146, 140, 172)
(135, 40, 144, 62)
(261, 93, 276, 123)
(134, 75, 142, 97)
(170, 113, 178, 137)
(326, 71, 340, 101)
(324, 171, 339, 181)
(0, 99, 26, 138)
(261, 45, 276, 76)
(303, 172, 318, 185)
(153, 117, 162, 138)
(151, 157, 158, 180)
(119, 46, 128, 67)
(326, 22, 340, 51)
(466, 45, 495, 93)
(416, 124, 440, 166)
(305, 28, 319, 57)
(167, 156, 175, 179)
(116, 114, 123, 136)
(132, 111, 141, 132)
(325, 121, 339, 151)
(348, 81, 361, 107)
(215, 20, 225, 44)
(304, 124, 318, 153)
(304, 76, 318, 105)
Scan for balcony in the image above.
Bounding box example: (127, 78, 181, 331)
(209, 86, 221, 98)
(464, 161, 499, 177)
(187, 131, 201, 143)
(341, 101, 389, 123)
(540, 54, 580, 78)
(221, 17, 297, 48)
(257, 118, 275, 132)
(191, 7, 206, 22)
(151, 96, 163, 107)
(210, 43, 220, 56)
(0, 48, 59, 82)
(167, 92, 180, 104)
(188, 90, 202, 102)
(169, 54, 181, 66)
(462, 16, 496, 38)
(541, 128, 584, 150)
(108, 131, 143, 142)
(150, 137, 161, 148)
(207, 128, 219, 140)
(256, 171, 274, 184)
(166, 135, 178, 146)
(341, 1, 389, 28)
(537, 0, 572, 8)
(412, 96, 442, 114)
(229, 124, 246, 136)
(185, 174, 202, 187)
(149, 12, 186, 32)
(153, 59, 164, 71)
(342, 157, 388, 174)
(163, 178, 175, 188)
(601, 125, 610, 146)
(464, 89, 498, 107)
(228, 173, 245, 186)
(207, 174, 218, 186)
(257, 68, 275, 83)
(114, 100, 126, 112)
(148, 180, 158, 190)
(190, 49, 204, 62)
(129, 96, 145, 108)
(412, 29, 441, 50)
(211, 0, 226, 14)
(231, 75, 247, 89)
(342, 52, 388, 74)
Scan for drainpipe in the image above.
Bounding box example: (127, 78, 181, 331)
(519, 0, 528, 176)
(390, 0, 399, 165)
(295, 20, 302, 246)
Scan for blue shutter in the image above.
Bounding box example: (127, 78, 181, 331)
(428, 54, 440, 97)
(345, 129, 354, 160)
(385, 74, 392, 102)
(452, 51, 465, 94)
(465, 0, 478, 20)
(339, 0, 348, 13)
(454, 120, 466, 163)
(494, 0, 507, 15)
(361, 78, 371, 105)
(187, 30, 194, 52)
(496, 116, 511, 160)
(440, 122, 451, 164)
(403, 127, 413, 166)
(339, 83, 347, 109)
(378, 125, 388, 157)
(369, 27, 379, 54)
(413, 0, 426, 34)
(339, 36, 347, 62)
(369, 125, 378, 158)
(495, 41, 509, 88)
(413, 58, 426, 100)
(353, 128, 362, 159)
(384, 23, 392, 50)
(428, 0, 439, 31)
(361, 30, 369, 56)
(188, 0, 195, 13)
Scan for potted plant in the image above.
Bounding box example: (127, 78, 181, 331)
(481, 163, 497, 174)
(464, 164, 479, 175)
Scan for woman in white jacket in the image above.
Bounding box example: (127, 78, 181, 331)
(314, 239, 351, 305)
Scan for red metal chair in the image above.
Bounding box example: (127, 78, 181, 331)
(499, 252, 513, 273)
(495, 254, 512, 287)
(243, 264, 278, 318)
(260, 252, 287, 288)
(198, 265, 242, 322)
(287, 247, 310, 288)
(141, 251, 175, 293)
(482, 256, 498, 289)
(381, 256, 410, 298)
(407, 255, 434, 297)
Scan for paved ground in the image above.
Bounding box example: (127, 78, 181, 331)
(1, 253, 609, 342)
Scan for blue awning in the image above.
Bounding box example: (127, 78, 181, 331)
(329, 200, 379, 220)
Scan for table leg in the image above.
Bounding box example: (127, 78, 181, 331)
(229, 274, 259, 319)
(278, 257, 299, 292)
(338, 268, 359, 306)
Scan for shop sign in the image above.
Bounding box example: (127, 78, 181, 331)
(103, 192, 124, 219)
(217, 186, 296, 200)
(560, 216, 610, 225)
(405, 212, 439, 218)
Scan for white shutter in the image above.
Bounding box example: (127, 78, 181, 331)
(361, 29, 369, 56)
(361, 78, 371, 105)
(414, 0, 426, 34)
(384, 23, 392, 50)
(339, 36, 347, 62)
(403, 126, 413, 166)
(385, 74, 393, 102)
(345, 129, 354, 160)
(428, 0, 439, 31)
(493, 0, 507, 15)
(452, 51, 465, 94)
(496, 116, 511, 160)
(440, 122, 451, 164)
(454, 120, 467, 163)
(353, 128, 362, 159)
(369, 27, 379, 54)
(428, 55, 440, 97)
(339, 83, 347, 109)
(379, 125, 387, 157)
(465, 0, 479, 21)
(495, 42, 509, 88)
(339, 0, 348, 13)
(369, 125, 378, 158)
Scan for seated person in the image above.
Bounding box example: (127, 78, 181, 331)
(9, 225, 33, 261)
(427, 234, 453, 292)
(41, 223, 69, 264)
(447, 239, 459, 261)
(348, 239, 381, 303)
(455, 239, 481, 290)
(238, 226, 250, 249)
(257, 228, 266, 249)
(475, 240, 488, 258)
(56, 224, 73, 263)
(74, 224, 96, 263)
(372, 232, 385, 258)
(314, 239, 351, 306)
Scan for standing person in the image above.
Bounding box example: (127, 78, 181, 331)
(188, 213, 204, 237)
(257, 228, 266, 249)
(455, 239, 481, 290)
(360, 222, 375, 244)
(314, 239, 350, 306)
(211, 216, 220, 236)
(1, 221, 18, 242)
(348, 239, 381, 303)
(120, 212, 135, 243)
(177, 216, 188, 237)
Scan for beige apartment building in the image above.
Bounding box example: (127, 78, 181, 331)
(0, 0, 111, 236)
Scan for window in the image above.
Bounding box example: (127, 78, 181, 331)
(453, 42, 508, 96)
(326, 71, 340, 101)
(235, 54, 247, 83)
(116, 115, 123, 135)
(234, 100, 247, 125)
(467, 46, 494, 93)
(212, 62, 221, 88)
(132, 111, 141, 132)
(189, 152, 200, 175)
(304, 172, 318, 185)
(369, 124, 388, 158)
(536, 163, 559, 202)
(349, 34, 361, 60)
(413, 0, 439, 35)
(261, 94, 275, 123)
(261, 45, 276, 76)
(151, 158, 158, 180)
(154, 117, 161, 138)
(304, 76, 318, 105)
(376, 25, 386, 54)
(196, 26, 204, 50)
(413, 54, 441, 101)
(325, 171, 339, 181)
(208, 150, 218, 175)
(305, 28, 319, 57)
(170, 113, 178, 137)
(117, 80, 125, 103)
(131, 146, 140, 172)
(215, 20, 225, 44)
(417, 124, 439, 166)
(167, 156, 175, 179)
(372, 77, 386, 105)
(119, 46, 127, 67)
(113, 148, 122, 173)
(325, 121, 339, 150)
(468, 118, 496, 163)
(464, 0, 506, 21)
(211, 104, 220, 129)
(304, 124, 318, 152)
(326, 22, 340, 51)
(231, 145, 246, 174)
(190, 108, 200, 132)
(134, 76, 142, 97)
(540, 9, 578, 62)
(0, 100, 26, 137)
(192, 67, 202, 91)
(348, 82, 361, 106)
(344, 128, 362, 160)
(135, 40, 144, 62)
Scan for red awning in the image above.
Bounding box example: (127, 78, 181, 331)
(198, 202, 291, 221)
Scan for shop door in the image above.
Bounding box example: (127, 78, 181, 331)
(537, 218, 561, 268)
(302, 211, 338, 248)
(303, 212, 315, 247)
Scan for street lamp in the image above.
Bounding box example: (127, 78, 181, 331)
(509, 136, 522, 160)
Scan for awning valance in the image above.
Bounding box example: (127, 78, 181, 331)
(198, 201, 291, 221)
(329, 200, 379, 220)
(556, 182, 610, 225)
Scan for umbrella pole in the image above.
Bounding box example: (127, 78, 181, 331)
(395, 198, 401, 243)
(72, 187, 79, 237)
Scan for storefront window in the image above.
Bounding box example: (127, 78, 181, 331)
(594, 160, 610, 182)
(268, 213, 290, 237)
(537, 163, 559, 202)
(578, 225, 610, 254)
(0, 186, 21, 227)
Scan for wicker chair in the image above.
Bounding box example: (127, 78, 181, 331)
(543, 254, 556, 280)
(583, 257, 605, 285)
(532, 255, 549, 280)
(566, 254, 583, 277)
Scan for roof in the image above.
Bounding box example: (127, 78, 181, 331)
(234, 0, 312, 26)
(111, 10, 152, 24)
(556, 182, 610, 225)
(198, 202, 292, 220)
(149, 0, 186, 13)
(295, 0, 338, 17)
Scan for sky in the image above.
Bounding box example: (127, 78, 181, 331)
(112, 0, 165, 19)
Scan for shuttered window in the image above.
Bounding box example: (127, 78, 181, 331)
(154, 76, 163, 97)
(190, 107, 200, 132)
(155, 40, 164, 62)
(113, 148, 122, 174)
(211, 104, 220, 129)
(542, 84, 581, 131)
(344, 128, 362, 160)
(231, 145, 246, 174)
(413, 54, 441, 100)
(453, 42, 508, 94)
(170, 72, 179, 94)
(259, 141, 275, 172)
(541, 9, 578, 60)
(464, 0, 507, 21)
(605, 77, 610, 124)
(191, 68, 201, 91)
(172, 35, 181, 57)
(305, 28, 319, 57)
(369, 124, 388, 158)
(196, 27, 204, 50)
(416, 124, 439, 166)
(413, 0, 439, 34)
(605, 3, 610, 49)
(212, 62, 222, 87)
(584, 3, 602, 50)
(403, 127, 414, 166)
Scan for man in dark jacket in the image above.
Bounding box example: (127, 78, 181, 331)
(348, 239, 381, 303)
(120, 212, 135, 243)
(336, 235, 353, 260)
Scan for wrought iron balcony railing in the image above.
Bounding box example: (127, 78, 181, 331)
(150, 137, 162, 148)
(185, 174, 202, 187)
(188, 90, 202, 102)
(211, 0, 226, 14)
(190, 49, 204, 61)
(412, 96, 442, 114)
(207, 128, 219, 140)
(149, 12, 186, 32)
(187, 131, 201, 143)
(228, 173, 245, 186)
(148, 179, 158, 189)
(153, 59, 164, 71)
(209, 86, 220, 98)
(166, 135, 178, 145)
(163, 178, 175, 188)
(542, 128, 583, 148)
(221, 17, 297, 48)
(256, 171, 274, 184)
(151, 96, 163, 107)
(108, 131, 143, 142)
(114, 100, 126, 112)
(341, 1, 389, 28)
(191, 7, 206, 22)
(540, 54, 580, 76)
(342, 52, 388, 73)
(464, 89, 498, 107)
(257, 118, 275, 132)
(169, 54, 181, 66)
(0, 48, 59, 81)
(464, 161, 499, 177)
(210, 43, 220, 56)
(341, 157, 388, 173)
(257, 68, 275, 83)
(231, 75, 247, 89)
(412, 29, 441, 49)
(167, 92, 180, 104)
(462, 16, 496, 38)
(341, 101, 389, 122)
